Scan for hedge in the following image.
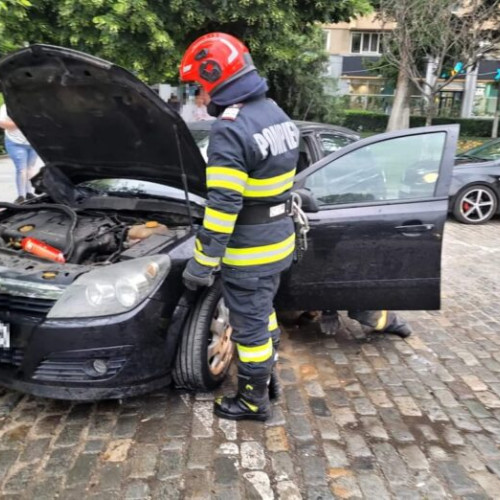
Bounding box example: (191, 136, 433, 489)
(343, 110, 493, 137)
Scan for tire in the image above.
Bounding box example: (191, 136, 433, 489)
(453, 185, 498, 224)
(173, 280, 234, 391)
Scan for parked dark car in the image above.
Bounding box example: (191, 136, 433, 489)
(449, 139, 500, 224)
(0, 45, 457, 400)
(188, 120, 360, 171)
(402, 138, 500, 224)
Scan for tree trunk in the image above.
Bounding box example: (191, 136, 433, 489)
(387, 66, 410, 131)
(492, 82, 500, 138)
(425, 99, 437, 126)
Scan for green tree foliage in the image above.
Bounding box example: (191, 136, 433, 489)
(0, 0, 32, 53)
(0, 0, 371, 118)
(265, 26, 346, 122)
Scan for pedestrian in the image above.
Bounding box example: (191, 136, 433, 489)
(192, 88, 211, 121)
(0, 104, 38, 203)
(167, 93, 181, 113)
(179, 33, 299, 421)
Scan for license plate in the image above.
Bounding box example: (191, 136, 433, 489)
(0, 322, 10, 349)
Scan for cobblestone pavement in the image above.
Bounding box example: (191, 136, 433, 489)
(0, 219, 500, 499)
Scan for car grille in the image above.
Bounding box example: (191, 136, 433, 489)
(33, 348, 131, 382)
(0, 294, 55, 316)
(0, 348, 24, 367)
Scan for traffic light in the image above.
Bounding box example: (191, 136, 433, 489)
(495, 69, 500, 81)
(450, 62, 464, 77)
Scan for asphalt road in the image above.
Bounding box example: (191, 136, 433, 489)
(0, 156, 16, 203)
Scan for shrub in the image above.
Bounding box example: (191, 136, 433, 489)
(409, 116, 492, 137)
(343, 111, 388, 133)
(343, 110, 493, 137)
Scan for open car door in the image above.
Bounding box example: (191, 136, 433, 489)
(276, 125, 458, 311)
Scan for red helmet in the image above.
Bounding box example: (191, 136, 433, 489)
(179, 33, 255, 95)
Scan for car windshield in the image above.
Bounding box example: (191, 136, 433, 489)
(81, 179, 205, 206)
(187, 123, 212, 161)
(458, 139, 500, 161)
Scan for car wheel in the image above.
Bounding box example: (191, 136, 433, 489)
(173, 281, 234, 391)
(453, 185, 498, 224)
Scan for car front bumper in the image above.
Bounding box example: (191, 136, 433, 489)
(0, 293, 181, 401)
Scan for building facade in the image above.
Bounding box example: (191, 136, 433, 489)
(323, 14, 500, 118)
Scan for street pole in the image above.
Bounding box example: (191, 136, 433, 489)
(492, 81, 500, 138)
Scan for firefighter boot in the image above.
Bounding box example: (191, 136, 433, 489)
(214, 373, 272, 421)
(268, 342, 281, 401)
(349, 310, 412, 339)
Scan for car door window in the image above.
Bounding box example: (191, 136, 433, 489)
(305, 132, 446, 206)
(297, 136, 314, 172)
(318, 133, 354, 156)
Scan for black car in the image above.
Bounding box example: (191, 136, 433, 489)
(402, 138, 500, 224)
(188, 120, 360, 172)
(448, 139, 500, 224)
(0, 45, 457, 401)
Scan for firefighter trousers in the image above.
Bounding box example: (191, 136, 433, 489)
(221, 271, 281, 377)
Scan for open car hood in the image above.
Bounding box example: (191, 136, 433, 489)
(0, 44, 206, 196)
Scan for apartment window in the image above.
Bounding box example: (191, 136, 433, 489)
(351, 32, 381, 54)
(323, 29, 331, 51)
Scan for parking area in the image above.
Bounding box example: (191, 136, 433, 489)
(1, 166, 500, 498)
(0, 157, 16, 203)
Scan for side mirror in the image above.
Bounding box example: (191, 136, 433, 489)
(294, 187, 319, 213)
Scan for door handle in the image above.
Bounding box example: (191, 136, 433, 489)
(395, 223, 434, 234)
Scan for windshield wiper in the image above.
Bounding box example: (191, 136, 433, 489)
(458, 154, 488, 161)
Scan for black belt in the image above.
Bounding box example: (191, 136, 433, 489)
(237, 199, 292, 225)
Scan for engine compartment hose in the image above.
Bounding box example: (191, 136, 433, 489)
(0, 202, 78, 259)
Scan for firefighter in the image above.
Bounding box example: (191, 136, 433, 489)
(348, 310, 412, 337)
(299, 310, 412, 338)
(179, 33, 299, 421)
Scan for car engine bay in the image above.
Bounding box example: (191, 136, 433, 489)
(0, 205, 191, 266)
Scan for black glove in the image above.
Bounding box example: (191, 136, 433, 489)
(182, 258, 215, 291)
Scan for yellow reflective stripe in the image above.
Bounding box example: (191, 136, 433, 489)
(243, 168, 296, 198)
(237, 338, 273, 363)
(375, 310, 388, 331)
(207, 166, 248, 194)
(268, 311, 278, 331)
(203, 207, 238, 234)
(195, 238, 203, 252)
(244, 182, 294, 198)
(222, 234, 295, 267)
(241, 399, 259, 412)
(205, 207, 238, 222)
(207, 179, 246, 194)
(207, 166, 248, 182)
(246, 169, 295, 187)
(225, 234, 295, 256)
(194, 248, 220, 268)
(203, 221, 233, 234)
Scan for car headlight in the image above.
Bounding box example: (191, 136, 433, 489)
(423, 172, 439, 183)
(47, 255, 171, 319)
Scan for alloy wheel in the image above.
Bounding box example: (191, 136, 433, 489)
(207, 299, 234, 376)
(460, 188, 496, 223)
